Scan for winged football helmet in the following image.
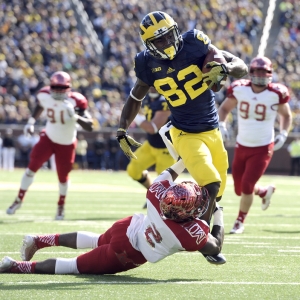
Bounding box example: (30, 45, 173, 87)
(249, 56, 273, 86)
(139, 11, 182, 60)
(50, 71, 71, 100)
(160, 181, 209, 222)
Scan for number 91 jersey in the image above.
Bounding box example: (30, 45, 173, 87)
(134, 29, 218, 133)
(37, 86, 88, 145)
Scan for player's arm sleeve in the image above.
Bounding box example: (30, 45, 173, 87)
(153, 159, 185, 183)
(198, 208, 224, 255)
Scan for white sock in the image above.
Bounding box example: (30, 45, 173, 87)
(59, 181, 69, 196)
(55, 258, 79, 274)
(76, 231, 101, 249)
(20, 169, 35, 190)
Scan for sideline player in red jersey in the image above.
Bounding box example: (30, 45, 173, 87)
(0, 158, 225, 275)
(218, 56, 292, 234)
(6, 71, 93, 220)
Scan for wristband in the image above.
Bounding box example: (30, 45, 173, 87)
(134, 114, 146, 126)
(151, 122, 158, 133)
(117, 128, 127, 134)
(280, 130, 288, 137)
(28, 117, 36, 125)
(219, 121, 226, 127)
(213, 209, 224, 227)
(130, 88, 145, 102)
(170, 159, 185, 175)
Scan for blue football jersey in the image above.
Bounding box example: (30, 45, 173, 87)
(143, 95, 170, 148)
(135, 29, 219, 133)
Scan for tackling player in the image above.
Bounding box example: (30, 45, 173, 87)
(0, 158, 225, 275)
(116, 11, 248, 254)
(128, 87, 176, 208)
(218, 56, 292, 234)
(6, 71, 93, 220)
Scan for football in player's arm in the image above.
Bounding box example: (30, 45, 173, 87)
(0, 158, 225, 275)
(218, 56, 292, 234)
(116, 11, 248, 263)
(6, 71, 93, 220)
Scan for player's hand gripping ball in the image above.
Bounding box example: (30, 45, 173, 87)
(202, 47, 228, 92)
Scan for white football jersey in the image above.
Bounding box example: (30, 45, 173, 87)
(227, 79, 290, 147)
(127, 177, 209, 263)
(36, 87, 88, 145)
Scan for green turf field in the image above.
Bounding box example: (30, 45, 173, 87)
(0, 169, 299, 300)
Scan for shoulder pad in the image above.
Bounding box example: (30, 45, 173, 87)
(69, 92, 88, 109)
(268, 83, 290, 103)
(38, 86, 50, 94)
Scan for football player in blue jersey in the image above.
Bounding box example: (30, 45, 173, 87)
(128, 87, 176, 208)
(116, 11, 248, 263)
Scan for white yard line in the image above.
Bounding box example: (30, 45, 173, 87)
(1, 280, 300, 285)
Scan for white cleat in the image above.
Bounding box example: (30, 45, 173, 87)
(230, 220, 244, 234)
(261, 185, 275, 211)
(6, 198, 22, 215)
(0, 256, 16, 273)
(21, 235, 38, 261)
(55, 205, 65, 220)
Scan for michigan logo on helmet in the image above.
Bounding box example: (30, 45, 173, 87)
(139, 11, 182, 60)
(249, 56, 273, 86)
(160, 181, 209, 222)
(50, 71, 72, 100)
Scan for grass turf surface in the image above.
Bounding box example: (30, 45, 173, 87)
(0, 169, 300, 300)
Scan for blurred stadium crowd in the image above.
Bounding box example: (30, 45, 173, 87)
(0, 0, 299, 132)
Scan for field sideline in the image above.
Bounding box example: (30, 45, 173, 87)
(0, 169, 299, 300)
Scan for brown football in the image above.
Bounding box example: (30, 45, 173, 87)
(202, 46, 228, 92)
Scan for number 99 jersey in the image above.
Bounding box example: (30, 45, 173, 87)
(135, 29, 218, 133)
(227, 79, 290, 147)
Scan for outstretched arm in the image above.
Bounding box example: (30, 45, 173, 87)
(153, 159, 185, 183)
(23, 104, 44, 136)
(76, 109, 94, 132)
(117, 79, 150, 159)
(118, 78, 150, 131)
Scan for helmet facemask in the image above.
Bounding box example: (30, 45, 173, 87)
(50, 86, 70, 101)
(50, 71, 71, 100)
(250, 70, 272, 86)
(146, 26, 182, 60)
(140, 11, 182, 60)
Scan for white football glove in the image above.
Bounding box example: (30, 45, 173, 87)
(64, 101, 78, 120)
(273, 130, 288, 151)
(23, 117, 35, 137)
(219, 121, 229, 142)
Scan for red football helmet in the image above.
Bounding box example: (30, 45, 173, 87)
(50, 71, 71, 100)
(249, 56, 272, 86)
(160, 181, 209, 222)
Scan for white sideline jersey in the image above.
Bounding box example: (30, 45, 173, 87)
(227, 79, 290, 147)
(127, 178, 210, 263)
(37, 86, 88, 145)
